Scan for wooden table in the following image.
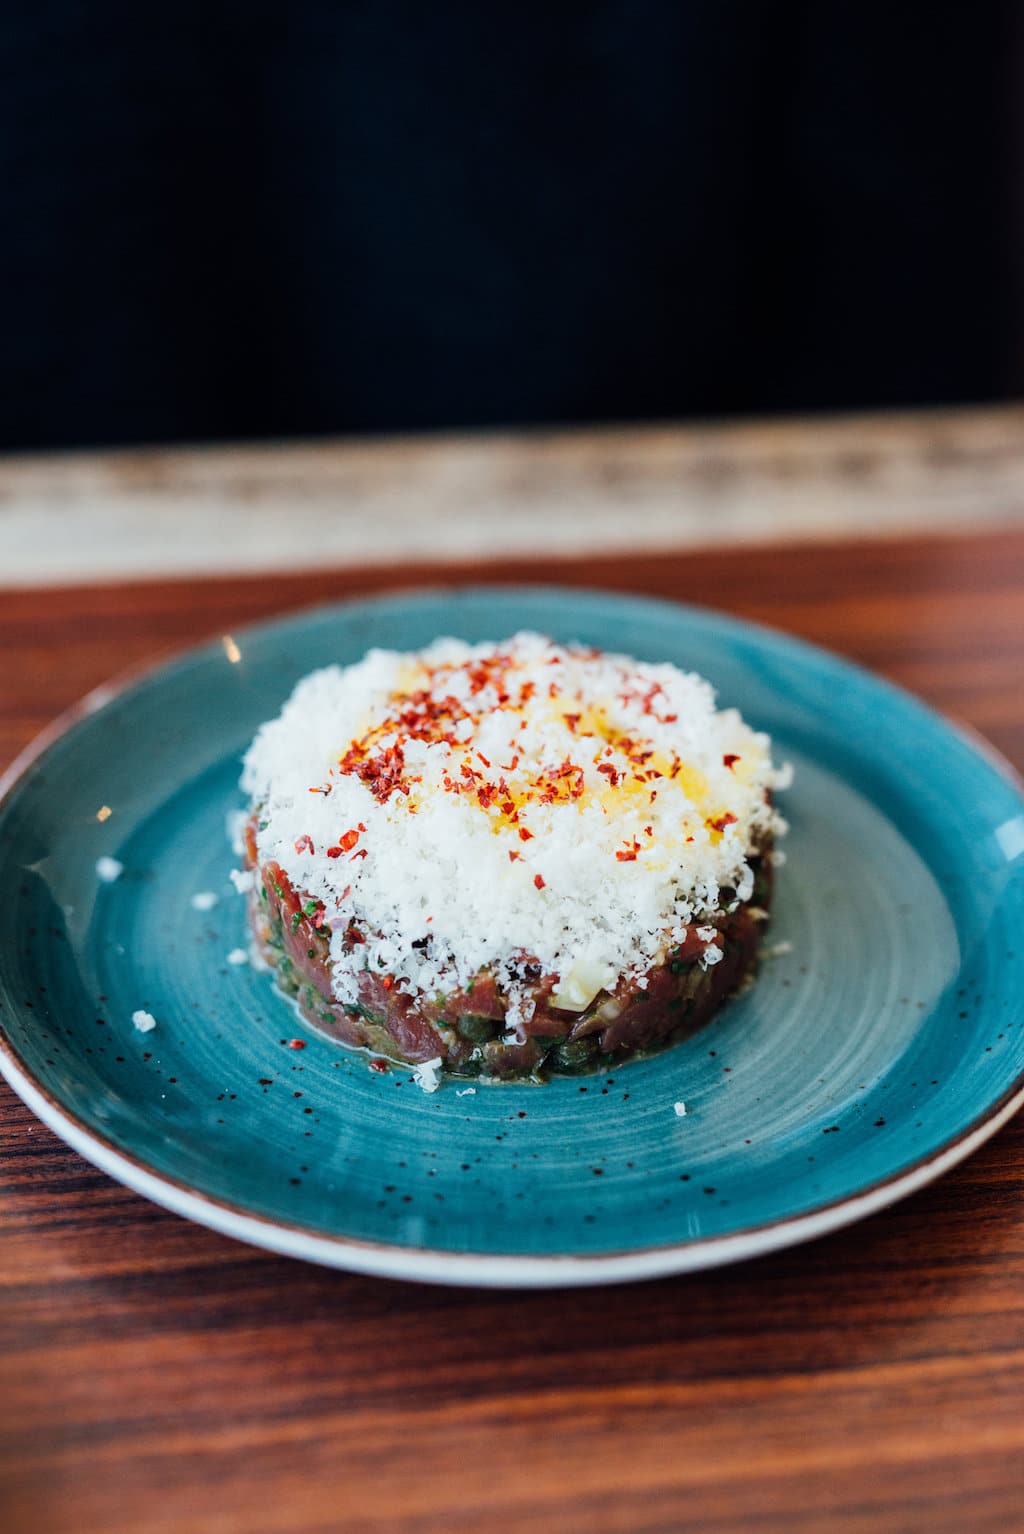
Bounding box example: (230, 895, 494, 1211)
(2, 528, 1024, 1534)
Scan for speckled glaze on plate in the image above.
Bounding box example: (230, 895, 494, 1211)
(1, 587, 1023, 1288)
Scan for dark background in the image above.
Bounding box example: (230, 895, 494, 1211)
(2, 2, 1022, 453)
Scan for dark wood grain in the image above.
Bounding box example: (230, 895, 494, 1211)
(2, 530, 1024, 1534)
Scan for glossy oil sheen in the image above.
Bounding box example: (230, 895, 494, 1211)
(1, 588, 1023, 1271)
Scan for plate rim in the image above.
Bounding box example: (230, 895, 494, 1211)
(2, 582, 1024, 1287)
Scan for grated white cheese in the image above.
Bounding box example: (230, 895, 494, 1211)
(241, 633, 788, 1014)
(96, 855, 124, 884)
(132, 1009, 157, 1033)
(226, 948, 249, 966)
(413, 1057, 443, 1093)
(229, 867, 255, 894)
(455, 1087, 477, 1097)
(190, 890, 219, 911)
(674, 1100, 687, 1117)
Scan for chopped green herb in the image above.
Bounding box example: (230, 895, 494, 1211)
(303, 899, 319, 916)
(343, 1001, 387, 1024)
(291, 912, 302, 933)
(276, 957, 300, 996)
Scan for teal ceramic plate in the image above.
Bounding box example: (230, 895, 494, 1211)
(2, 588, 1023, 1287)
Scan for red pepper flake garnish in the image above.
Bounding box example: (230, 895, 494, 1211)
(338, 738, 409, 803)
(381, 976, 393, 990)
(358, 821, 367, 832)
(476, 751, 491, 768)
(508, 850, 521, 862)
(597, 762, 622, 787)
(723, 754, 740, 770)
(534, 873, 546, 889)
(501, 755, 520, 771)
(350, 847, 368, 860)
(518, 827, 534, 841)
(338, 828, 360, 852)
(649, 790, 658, 803)
(644, 824, 653, 836)
(326, 846, 343, 858)
(616, 837, 642, 862)
(368, 1059, 389, 1073)
(309, 784, 332, 795)
(348, 928, 366, 945)
(707, 812, 738, 833)
(293, 834, 314, 855)
(286, 1038, 306, 1050)
(563, 713, 581, 732)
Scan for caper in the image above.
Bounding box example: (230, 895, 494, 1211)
(456, 1014, 499, 1043)
(551, 1037, 597, 1071)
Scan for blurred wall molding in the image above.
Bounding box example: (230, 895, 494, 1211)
(1, 405, 1022, 587)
